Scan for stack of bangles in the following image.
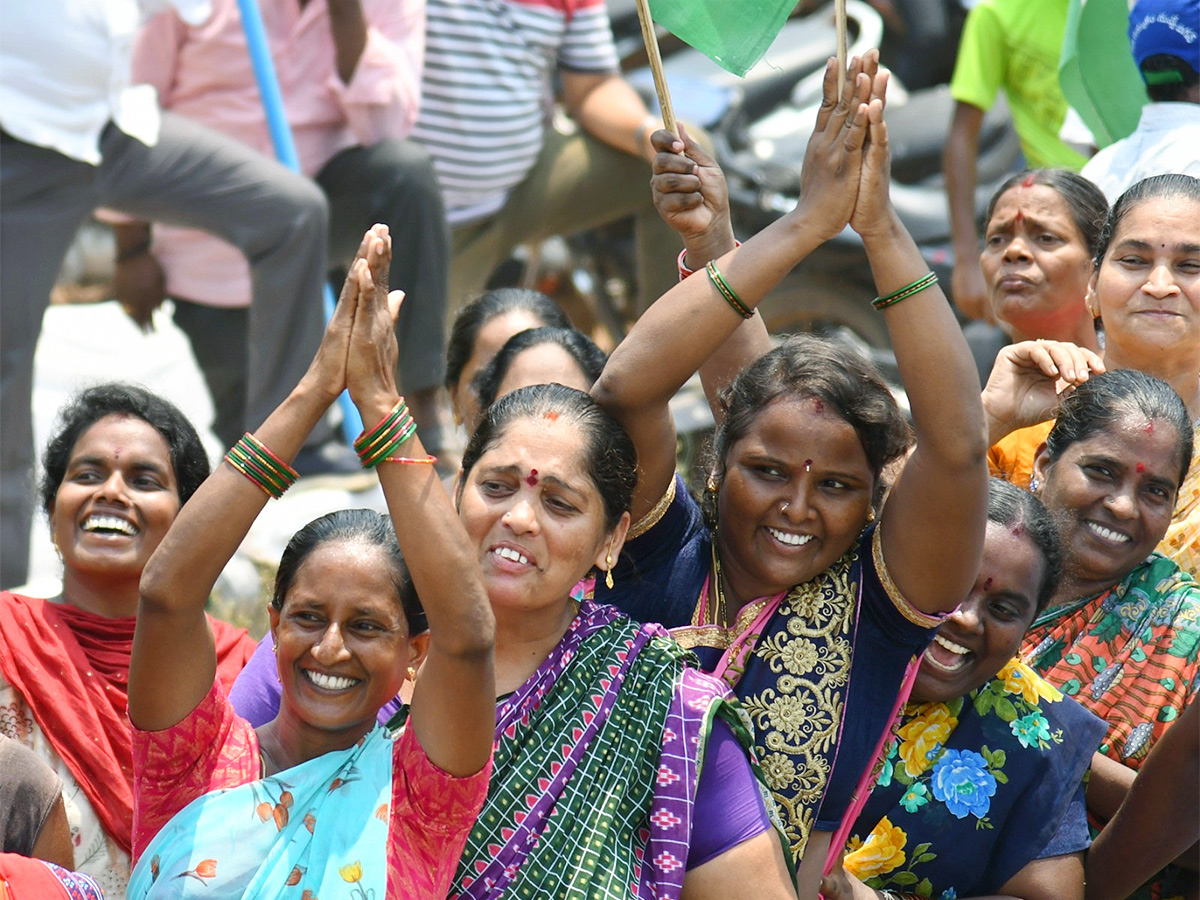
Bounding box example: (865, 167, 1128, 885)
(872, 271, 938, 310)
(705, 260, 755, 319)
(225, 433, 299, 499)
(353, 397, 437, 468)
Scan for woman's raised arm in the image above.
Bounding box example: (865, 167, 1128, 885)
(593, 55, 878, 521)
(849, 92, 990, 615)
(344, 235, 495, 778)
(131, 230, 381, 732)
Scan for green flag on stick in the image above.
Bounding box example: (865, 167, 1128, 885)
(646, 0, 798, 77)
(1059, 0, 1148, 148)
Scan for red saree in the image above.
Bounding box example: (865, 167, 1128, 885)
(0, 592, 256, 855)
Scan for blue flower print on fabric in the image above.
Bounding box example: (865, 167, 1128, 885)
(930, 749, 997, 819)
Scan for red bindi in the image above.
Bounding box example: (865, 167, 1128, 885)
(545, 411, 559, 422)
(1136, 463, 1147, 473)
(526, 469, 539, 487)
(1021, 174, 1036, 188)
(1014, 210, 1024, 224)
(1144, 421, 1154, 434)
(983, 577, 994, 590)
(811, 398, 824, 414)
(1011, 524, 1024, 538)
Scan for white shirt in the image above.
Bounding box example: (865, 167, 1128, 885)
(1081, 102, 1200, 202)
(0, 0, 210, 165)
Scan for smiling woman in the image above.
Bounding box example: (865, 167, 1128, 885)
(824, 480, 1107, 900)
(124, 226, 496, 900)
(0, 384, 257, 899)
(1018, 370, 1200, 900)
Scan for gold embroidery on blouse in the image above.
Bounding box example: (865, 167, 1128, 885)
(737, 548, 858, 860)
(871, 523, 943, 628)
(626, 477, 677, 541)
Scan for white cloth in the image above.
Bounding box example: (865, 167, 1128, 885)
(0, 0, 210, 164)
(1081, 102, 1200, 202)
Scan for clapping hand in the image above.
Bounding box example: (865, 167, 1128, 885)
(345, 225, 405, 412)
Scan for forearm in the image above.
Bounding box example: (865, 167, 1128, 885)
(113, 221, 151, 257)
(328, 0, 369, 84)
(944, 105, 983, 263)
(360, 394, 495, 659)
(867, 211, 984, 464)
(1085, 751, 1137, 822)
(569, 73, 657, 160)
(140, 380, 333, 613)
(596, 208, 824, 417)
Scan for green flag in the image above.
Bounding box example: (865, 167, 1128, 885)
(646, 0, 797, 77)
(1059, 0, 1148, 147)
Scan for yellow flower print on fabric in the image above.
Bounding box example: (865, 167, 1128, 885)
(844, 816, 908, 879)
(998, 659, 1063, 705)
(897, 703, 957, 777)
(338, 861, 363, 883)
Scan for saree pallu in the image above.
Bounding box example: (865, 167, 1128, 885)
(128, 723, 394, 900)
(1023, 553, 1200, 900)
(449, 600, 778, 900)
(843, 660, 1107, 898)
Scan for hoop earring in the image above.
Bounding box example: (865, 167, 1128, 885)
(604, 549, 615, 590)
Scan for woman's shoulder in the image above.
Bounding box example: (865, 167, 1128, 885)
(988, 420, 1055, 488)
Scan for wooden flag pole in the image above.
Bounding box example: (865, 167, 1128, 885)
(634, 0, 677, 133)
(835, 0, 847, 94)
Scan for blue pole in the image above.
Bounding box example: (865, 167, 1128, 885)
(235, 0, 362, 442)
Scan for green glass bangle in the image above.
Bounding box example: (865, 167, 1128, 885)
(705, 261, 755, 319)
(228, 440, 292, 495)
(872, 271, 938, 310)
(226, 447, 286, 498)
(360, 417, 420, 468)
(354, 398, 409, 454)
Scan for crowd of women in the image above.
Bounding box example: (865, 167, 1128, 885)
(1, 51, 1197, 900)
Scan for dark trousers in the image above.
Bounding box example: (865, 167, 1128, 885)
(1, 116, 329, 588)
(175, 139, 449, 449)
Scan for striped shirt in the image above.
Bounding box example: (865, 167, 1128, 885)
(412, 0, 619, 224)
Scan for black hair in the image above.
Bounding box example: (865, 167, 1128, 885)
(40, 382, 209, 515)
(473, 327, 607, 412)
(271, 508, 427, 635)
(1141, 53, 1200, 102)
(986, 169, 1110, 260)
(444, 288, 573, 391)
(1043, 369, 1193, 488)
(458, 383, 637, 531)
(1095, 173, 1200, 265)
(986, 478, 1062, 614)
(712, 335, 912, 497)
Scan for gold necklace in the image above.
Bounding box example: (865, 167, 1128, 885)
(710, 544, 729, 628)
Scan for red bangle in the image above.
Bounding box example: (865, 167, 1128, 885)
(381, 455, 438, 465)
(677, 241, 741, 282)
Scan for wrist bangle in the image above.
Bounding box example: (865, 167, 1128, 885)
(872, 271, 938, 311)
(225, 433, 299, 499)
(116, 239, 152, 263)
(678, 241, 741, 281)
(705, 260, 755, 319)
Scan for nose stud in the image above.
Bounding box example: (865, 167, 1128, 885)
(781, 502, 790, 513)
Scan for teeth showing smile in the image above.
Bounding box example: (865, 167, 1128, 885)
(923, 634, 972, 674)
(1087, 522, 1131, 543)
(493, 547, 530, 565)
(934, 635, 970, 655)
(303, 670, 359, 691)
(82, 515, 137, 536)
(766, 527, 813, 547)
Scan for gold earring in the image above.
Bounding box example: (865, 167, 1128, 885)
(407, 665, 417, 683)
(604, 550, 615, 590)
(866, 508, 877, 524)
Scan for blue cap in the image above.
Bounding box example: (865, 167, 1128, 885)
(1129, 0, 1199, 77)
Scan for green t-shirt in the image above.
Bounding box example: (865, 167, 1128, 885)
(950, 0, 1088, 170)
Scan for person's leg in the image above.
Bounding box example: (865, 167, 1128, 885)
(0, 133, 99, 588)
(171, 300, 248, 451)
(319, 140, 451, 448)
(96, 113, 330, 435)
(454, 124, 683, 316)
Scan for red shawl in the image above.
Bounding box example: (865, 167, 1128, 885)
(0, 592, 257, 856)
